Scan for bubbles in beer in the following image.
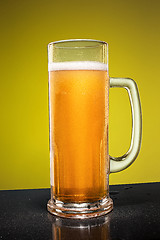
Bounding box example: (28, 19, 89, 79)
(49, 63, 109, 202)
(48, 61, 108, 71)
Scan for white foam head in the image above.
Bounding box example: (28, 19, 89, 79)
(48, 61, 108, 71)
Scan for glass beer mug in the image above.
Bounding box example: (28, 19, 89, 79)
(47, 39, 142, 218)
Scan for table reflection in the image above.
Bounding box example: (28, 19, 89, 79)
(48, 214, 111, 240)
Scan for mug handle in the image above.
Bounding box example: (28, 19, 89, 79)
(109, 78, 142, 173)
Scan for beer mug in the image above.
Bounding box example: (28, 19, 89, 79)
(47, 39, 142, 218)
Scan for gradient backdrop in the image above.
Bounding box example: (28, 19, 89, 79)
(0, 0, 160, 190)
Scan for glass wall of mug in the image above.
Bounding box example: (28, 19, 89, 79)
(47, 40, 113, 218)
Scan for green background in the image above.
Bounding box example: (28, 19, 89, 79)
(0, 0, 160, 190)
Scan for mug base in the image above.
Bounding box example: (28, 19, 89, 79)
(47, 196, 113, 219)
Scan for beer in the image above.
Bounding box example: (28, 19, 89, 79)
(48, 61, 109, 203)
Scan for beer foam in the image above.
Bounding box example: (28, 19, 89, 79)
(48, 61, 108, 71)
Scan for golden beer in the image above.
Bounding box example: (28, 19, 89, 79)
(49, 61, 109, 203)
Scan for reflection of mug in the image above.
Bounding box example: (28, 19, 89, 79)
(47, 39, 142, 218)
(50, 215, 111, 240)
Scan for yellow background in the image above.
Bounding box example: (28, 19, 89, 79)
(0, 0, 160, 190)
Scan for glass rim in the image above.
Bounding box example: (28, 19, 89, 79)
(48, 39, 108, 49)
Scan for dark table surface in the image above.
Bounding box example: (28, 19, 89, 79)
(0, 183, 160, 240)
